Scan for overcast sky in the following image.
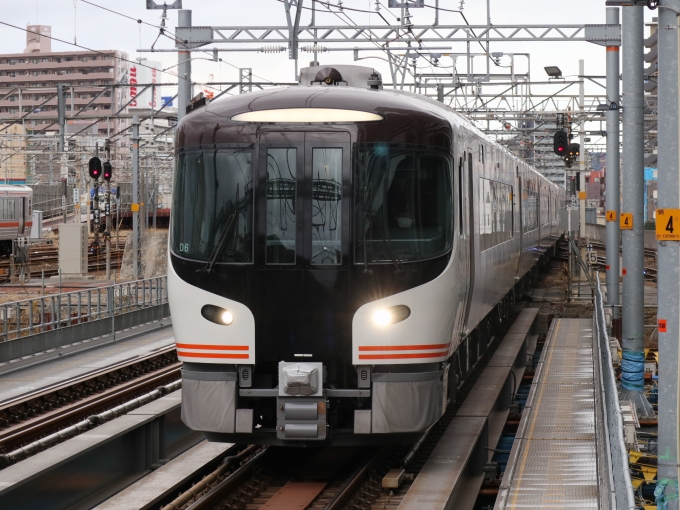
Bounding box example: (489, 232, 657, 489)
(0, 0, 658, 106)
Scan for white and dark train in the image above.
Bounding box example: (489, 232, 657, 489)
(168, 65, 566, 446)
(0, 185, 33, 257)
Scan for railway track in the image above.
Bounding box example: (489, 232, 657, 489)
(0, 241, 127, 280)
(588, 240, 656, 259)
(556, 246, 657, 281)
(0, 346, 179, 455)
(151, 308, 531, 510)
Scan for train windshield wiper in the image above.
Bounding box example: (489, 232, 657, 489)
(370, 212, 405, 275)
(200, 213, 237, 273)
(363, 199, 404, 275)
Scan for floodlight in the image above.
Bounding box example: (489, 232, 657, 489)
(545, 66, 563, 78)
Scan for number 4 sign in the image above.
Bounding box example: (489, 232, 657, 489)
(620, 213, 633, 230)
(657, 209, 680, 241)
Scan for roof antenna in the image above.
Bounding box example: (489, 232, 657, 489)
(459, 0, 465, 11)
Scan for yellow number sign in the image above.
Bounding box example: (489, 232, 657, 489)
(606, 210, 617, 222)
(657, 209, 680, 241)
(620, 213, 633, 230)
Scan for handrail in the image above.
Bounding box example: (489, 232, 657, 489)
(0, 276, 167, 343)
(594, 271, 637, 510)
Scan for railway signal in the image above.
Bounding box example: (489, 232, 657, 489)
(553, 130, 568, 156)
(568, 143, 580, 160)
(103, 161, 112, 181)
(88, 157, 102, 180)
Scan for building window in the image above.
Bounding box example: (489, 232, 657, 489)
(9, 60, 16, 65)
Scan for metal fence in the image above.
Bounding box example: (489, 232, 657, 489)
(0, 276, 167, 343)
(31, 183, 76, 219)
(594, 272, 637, 510)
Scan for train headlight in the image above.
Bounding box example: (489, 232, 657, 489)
(201, 305, 235, 326)
(221, 311, 234, 325)
(373, 309, 392, 326)
(373, 305, 411, 326)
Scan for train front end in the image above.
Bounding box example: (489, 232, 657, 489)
(169, 66, 461, 445)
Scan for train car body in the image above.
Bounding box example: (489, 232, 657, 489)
(169, 65, 565, 446)
(0, 185, 33, 257)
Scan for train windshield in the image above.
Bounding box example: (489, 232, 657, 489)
(172, 150, 254, 263)
(355, 144, 453, 264)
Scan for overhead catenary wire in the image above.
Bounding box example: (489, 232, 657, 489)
(0, 20, 225, 96)
(80, 0, 276, 87)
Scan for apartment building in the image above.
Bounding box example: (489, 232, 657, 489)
(0, 25, 130, 136)
(0, 124, 27, 184)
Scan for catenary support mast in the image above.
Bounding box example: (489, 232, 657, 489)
(657, 0, 680, 506)
(621, 3, 653, 416)
(605, 6, 621, 320)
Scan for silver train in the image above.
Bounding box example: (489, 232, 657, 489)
(168, 65, 566, 446)
(0, 185, 33, 257)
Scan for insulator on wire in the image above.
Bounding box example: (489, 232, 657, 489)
(259, 45, 286, 53)
(301, 45, 328, 53)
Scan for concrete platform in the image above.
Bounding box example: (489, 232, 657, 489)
(0, 389, 203, 510)
(0, 325, 175, 404)
(95, 440, 234, 510)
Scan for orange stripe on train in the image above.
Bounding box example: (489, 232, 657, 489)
(358, 351, 448, 360)
(359, 343, 449, 352)
(177, 351, 250, 359)
(176, 343, 249, 351)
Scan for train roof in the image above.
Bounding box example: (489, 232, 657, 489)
(177, 81, 560, 191)
(0, 184, 32, 194)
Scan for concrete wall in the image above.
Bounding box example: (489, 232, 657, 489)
(119, 229, 168, 280)
(586, 223, 657, 250)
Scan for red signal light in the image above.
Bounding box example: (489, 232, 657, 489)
(558, 146, 564, 152)
(103, 161, 112, 181)
(88, 157, 102, 180)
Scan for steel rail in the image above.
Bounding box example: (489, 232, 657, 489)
(0, 363, 181, 451)
(0, 345, 175, 410)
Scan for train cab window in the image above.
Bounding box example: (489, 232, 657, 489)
(311, 148, 342, 265)
(265, 148, 297, 264)
(171, 149, 254, 263)
(355, 145, 453, 264)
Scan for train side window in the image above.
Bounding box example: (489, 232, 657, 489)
(522, 184, 539, 233)
(0, 199, 15, 220)
(479, 145, 484, 164)
(479, 178, 513, 251)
